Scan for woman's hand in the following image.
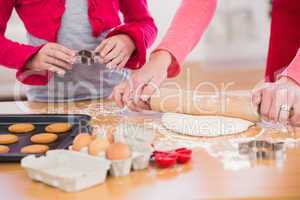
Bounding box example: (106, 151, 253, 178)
(252, 77, 300, 126)
(26, 43, 75, 75)
(111, 50, 172, 112)
(95, 34, 136, 69)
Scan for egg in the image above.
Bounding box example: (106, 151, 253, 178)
(88, 138, 109, 156)
(106, 143, 131, 160)
(72, 133, 93, 151)
(106, 126, 115, 144)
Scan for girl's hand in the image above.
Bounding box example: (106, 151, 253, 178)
(95, 34, 136, 69)
(252, 77, 300, 126)
(111, 51, 172, 112)
(26, 43, 76, 76)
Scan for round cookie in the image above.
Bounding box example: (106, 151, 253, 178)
(0, 145, 9, 154)
(31, 133, 58, 144)
(8, 123, 35, 134)
(21, 145, 49, 154)
(0, 134, 18, 144)
(45, 123, 72, 133)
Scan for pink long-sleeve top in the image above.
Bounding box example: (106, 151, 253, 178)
(156, 0, 217, 78)
(158, 0, 300, 85)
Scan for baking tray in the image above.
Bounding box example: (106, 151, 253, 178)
(0, 114, 92, 162)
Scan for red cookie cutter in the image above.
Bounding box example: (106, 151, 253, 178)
(152, 148, 192, 168)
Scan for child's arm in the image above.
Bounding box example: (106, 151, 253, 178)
(0, 1, 74, 85)
(0, 1, 44, 85)
(97, 0, 157, 69)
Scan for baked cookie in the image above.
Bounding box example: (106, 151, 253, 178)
(21, 145, 49, 154)
(8, 123, 35, 133)
(0, 145, 9, 154)
(45, 123, 72, 133)
(31, 133, 58, 144)
(0, 134, 18, 144)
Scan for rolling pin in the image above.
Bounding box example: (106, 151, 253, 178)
(150, 88, 259, 122)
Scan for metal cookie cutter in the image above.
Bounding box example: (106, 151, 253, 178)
(239, 140, 285, 161)
(75, 50, 100, 65)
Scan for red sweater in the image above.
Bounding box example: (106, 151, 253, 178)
(266, 0, 300, 83)
(0, 0, 157, 85)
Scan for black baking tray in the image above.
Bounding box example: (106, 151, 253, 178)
(0, 114, 92, 162)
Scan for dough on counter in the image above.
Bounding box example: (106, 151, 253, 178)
(21, 145, 49, 154)
(8, 123, 35, 133)
(0, 134, 18, 144)
(30, 133, 58, 144)
(45, 123, 72, 133)
(161, 113, 254, 137)
(0, 145, 9, 153)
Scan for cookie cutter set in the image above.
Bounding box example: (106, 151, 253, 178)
(75, 50, 100, 65)
(238, 140, 285, 161)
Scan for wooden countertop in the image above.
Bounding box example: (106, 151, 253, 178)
(0, 63, 300, 200)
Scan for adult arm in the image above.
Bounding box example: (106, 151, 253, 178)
(156, 0, 217, 77)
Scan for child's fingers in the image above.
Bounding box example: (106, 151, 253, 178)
(117, 56, 130, 69)
(51, 43, 76, 57)
(43, 63, 66, 75)
(45, 56, 72, 70)
(104, 47, 122, 63)
(106, 52, 125, 69)
(47, 49, 74, 64)
(100, 41, 116, 57)
(95, 39, 108, 53)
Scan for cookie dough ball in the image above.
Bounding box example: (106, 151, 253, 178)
(0, 145, 9, 154)
(31, 133, 58, 144)
(8, 123, 35, 133)
(45, 123, 72, 133)
(0, 134, 18, 144)
(21, 145, 49, 154)
(72, 133, 93, 151)
(106, 143, 131, 160)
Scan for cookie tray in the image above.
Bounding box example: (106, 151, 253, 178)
(21, 150, 111, 192)
(0, 114, 91, 162)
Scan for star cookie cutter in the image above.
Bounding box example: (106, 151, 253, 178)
(75, 50, 100, 65)
(238, 140, 285, 161)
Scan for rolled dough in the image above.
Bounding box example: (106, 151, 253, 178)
(161, 113, 254, 137)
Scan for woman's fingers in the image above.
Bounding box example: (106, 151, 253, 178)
(290, 102, 300, 126)
(278, 90, 295, 124)
(269, 89, 285, 122)
(112, 82, 127, 108)
(260, 87, 274, 120)
(140, 76, 162, 102)
(252, 89, 262, 107)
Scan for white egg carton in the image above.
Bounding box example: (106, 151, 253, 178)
(21, 150, 111, 192)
